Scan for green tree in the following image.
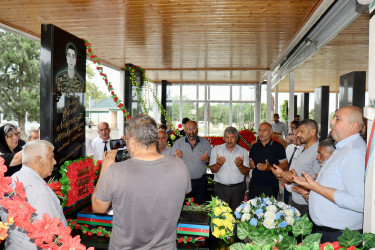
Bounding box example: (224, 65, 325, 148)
(85, 63, 107, 107)
(281, 100, 288, 124)
(0, 31, 40, 138)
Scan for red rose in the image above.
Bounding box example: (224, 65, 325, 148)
(84, 224, 89, 228)
(97, 232, 102, 236)
(109, 84, 113, 88)
(111, 91, 114, 95)
(178, 124, 182, 128)
(190, 197, 194, 202)
(118, 103, 124, 108)
(195, 203, 198, 206)
(114, 97, 118, 102)
(178, 237, 183, 243)
(88, 232, 93, 236)
(187, 237, 192, 242)
(186, 202, 190, 206)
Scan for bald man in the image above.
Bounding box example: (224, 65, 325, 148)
(248, 122, 288, 199)
(294, 106, 366, 243)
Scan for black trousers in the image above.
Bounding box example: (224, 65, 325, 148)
(188, 176, 207, 205)
(214, 181, 246, 212)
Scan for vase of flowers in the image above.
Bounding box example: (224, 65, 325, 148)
(234, 196, 301, 244)
(207, 197, 235, 243)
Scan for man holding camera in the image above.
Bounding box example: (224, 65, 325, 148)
(91, 122, 111, 160)
(92, 115, 191, 250)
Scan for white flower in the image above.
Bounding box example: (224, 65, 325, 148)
(285, 216, 295, 225)
(266, 205, 277, 213)
(277, 201, 285, 208)
(282, 205, 289, 210)
(263, 218, 276, 229)
(295, 210, 301, 217)
(250, 199, 257, 206)
(243, 204, 251, 213)
(264, 211, 276, 220)
(241, 212, 251, 222)
(266, 200, 272, 205)
(284, 209, 294, 217)
(235, 207, 242, 213)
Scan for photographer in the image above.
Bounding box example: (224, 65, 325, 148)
(92, 115, 191, 249)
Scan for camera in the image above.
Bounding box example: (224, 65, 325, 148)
(110, 139, 131, 162)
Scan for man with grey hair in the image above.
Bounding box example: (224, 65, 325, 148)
(92, 115, 191, 250)
(316, 137, 335, 166)
(209, 127, 250, 211)
(91, 121, 112, 160)
(0, 140, 67, 249)
(27, 128, 40, 141)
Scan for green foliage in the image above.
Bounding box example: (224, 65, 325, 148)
(301, 233, 322, 247)
(292, 214, 313, 238)
(281, 100, 288, 124)
(275, 235, 297, 250)
(337, 228, 363, 247)
(85, 63, 107, 106)
(0, 31, 40, 136)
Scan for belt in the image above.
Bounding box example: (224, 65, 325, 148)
(216, 181, 244, 187)
(314, 225, 344, 233)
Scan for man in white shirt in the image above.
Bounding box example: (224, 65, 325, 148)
(0, 140, 67, 249)
(91, 122, 111, 160)
(209, 127, 250, 211)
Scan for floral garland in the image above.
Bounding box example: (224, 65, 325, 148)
(0, 157, 93, 249)
(83, 39, 130, 119)
(68, 219, 111, 238)
(122, 65, 148, 115)
(182, 197, 211, 213)
(177, 235, 205, 244)
(207, 197, 235, 242)
(53, 157, 99, 208)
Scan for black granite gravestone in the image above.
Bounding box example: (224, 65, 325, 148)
(40, 24, 86, 167)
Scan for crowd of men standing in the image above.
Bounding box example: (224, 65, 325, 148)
(0, 105, 368, 249)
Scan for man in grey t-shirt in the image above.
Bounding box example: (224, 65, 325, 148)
(272, 119, 321, 215)
(172, 120, 211, 204)
(92, 115, 191, 250)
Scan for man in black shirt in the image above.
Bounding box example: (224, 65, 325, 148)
(248, 122, 288, 199)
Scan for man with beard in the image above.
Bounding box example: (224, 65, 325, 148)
(294, 106, 365, 243)
(248, 122, 288, 199)
(92, 115, 191, 250)
(172, 120, 211, 204)
(292, 137, 335, 202)
(272, 119, 321, 215)
(209, 127, 250, 211)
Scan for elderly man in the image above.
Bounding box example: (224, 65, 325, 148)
(172, 120, 211, 204)
(92, 115, 191, 249)
(272, 119, 321, 215)
(27, 128, 40, 141)
(294, 106, 365, 243)
(0, 140, 67, 249)
(91, 122, 111, 160)
(158, 130, 172, 156)
(209, 127, 249, 211)
(248, 122, 288, 199)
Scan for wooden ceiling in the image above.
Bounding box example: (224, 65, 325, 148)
(0, 0, 369, 92)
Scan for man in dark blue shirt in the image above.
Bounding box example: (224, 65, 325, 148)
(249, 122, 288, 199)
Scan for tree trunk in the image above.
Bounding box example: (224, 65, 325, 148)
(17, 115, 26, 141)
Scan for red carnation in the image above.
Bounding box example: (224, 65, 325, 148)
(111, 91, 114, 95)
(195, 203, 198, 206)
(88, 232, 93, 236)
(118, 103, 124, 108)
(109, 84, 113, 88)
(114, 97, 118, 102)
(178, 237, 184, 243)
(186, 202, 190, 206)
(177, 124, 182, 129)
(190, 197, 194, 202)
(97, 232, 102, 236)
(187, 237, 192, 242)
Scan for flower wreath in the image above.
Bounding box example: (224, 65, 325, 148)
(0, 157, 93, 249)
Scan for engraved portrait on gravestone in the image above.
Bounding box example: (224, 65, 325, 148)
(56, 43, 84, 97)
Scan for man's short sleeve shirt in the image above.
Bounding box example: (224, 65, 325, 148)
(249, 139, 287, 186)
(172, 136, 212, 179)
(209, 144, 249, 185)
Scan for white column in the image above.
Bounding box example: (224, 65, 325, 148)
(229, 85, 233, 127)
(179, 84, 183, 123)
(364, 3, 375, 233)
(254, 83, 261, 132)
(118, 70, 125, 136)
(275, 85, 279, 115)
(153, 83, 159, 122)
(205, 85, 209, 136)
(266, 71, 272, 123)
(288, 71, 295, 125)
